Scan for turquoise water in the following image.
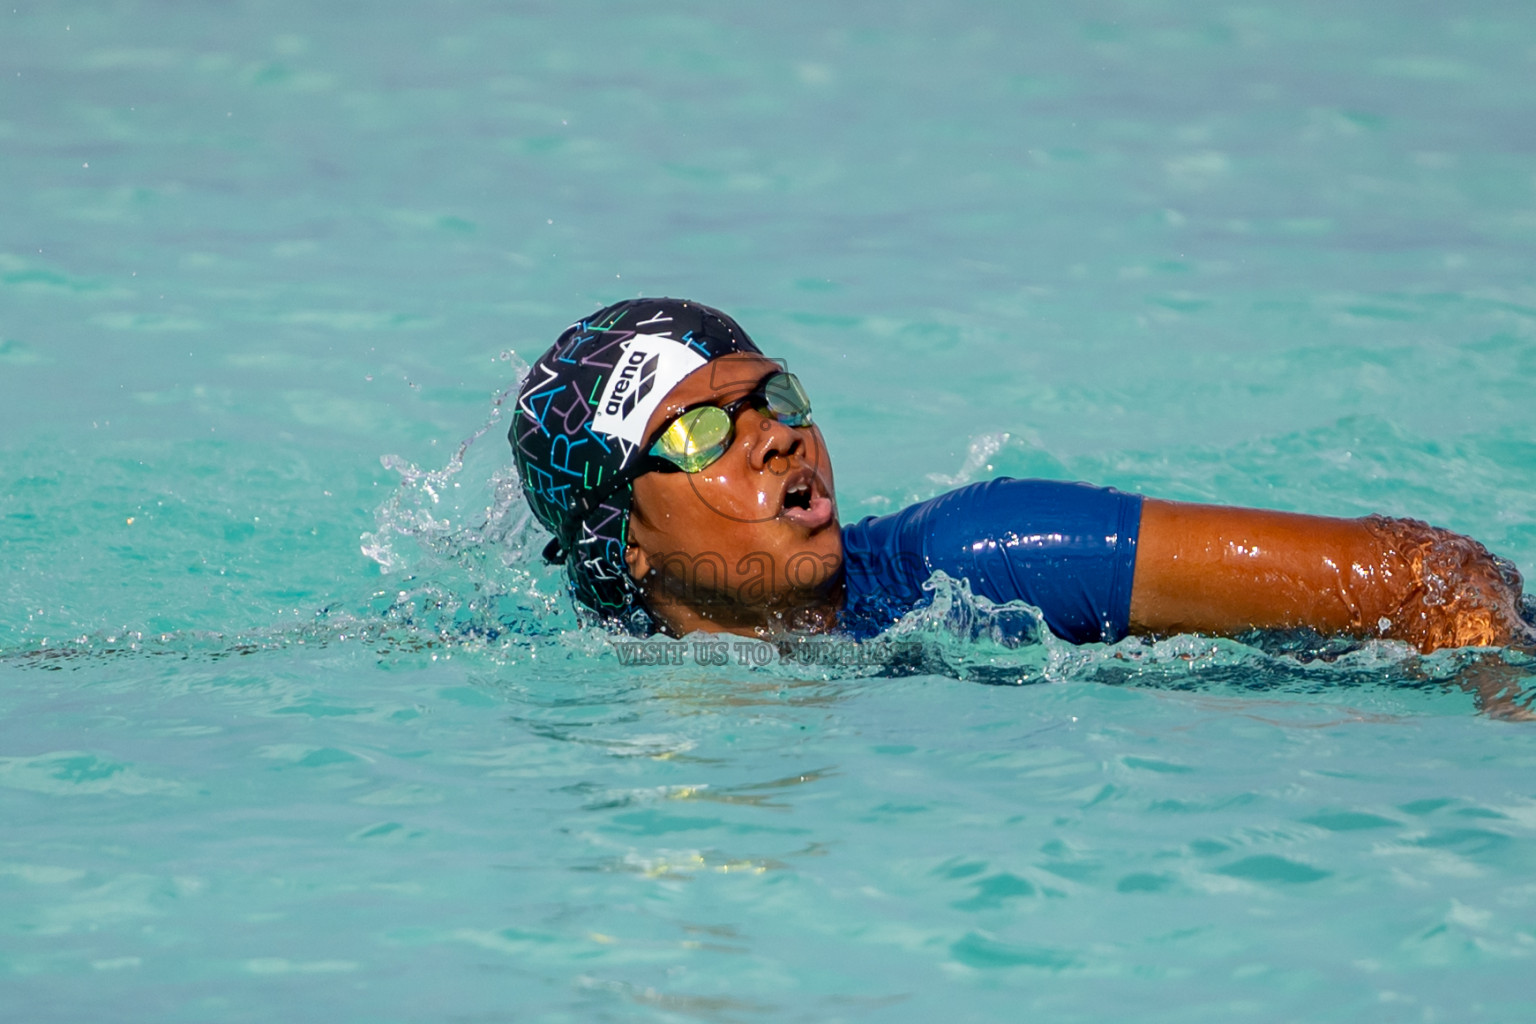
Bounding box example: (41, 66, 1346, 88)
(6, 1, 1536, 1019)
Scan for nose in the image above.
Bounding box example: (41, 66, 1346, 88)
(741, 408, 806, 471)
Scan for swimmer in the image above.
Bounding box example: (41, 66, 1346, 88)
(510, 297, 1531, 656)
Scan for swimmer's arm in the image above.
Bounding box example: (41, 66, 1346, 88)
(1127, 498, 1526, 653)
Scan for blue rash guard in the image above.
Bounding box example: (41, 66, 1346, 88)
(838, 478, 1143, 644)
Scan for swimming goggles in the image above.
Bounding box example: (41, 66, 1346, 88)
(544, 370, 815, 563)
(646, 371, 813, 473)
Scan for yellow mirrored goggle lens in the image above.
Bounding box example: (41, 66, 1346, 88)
(650, 405, 732, 473)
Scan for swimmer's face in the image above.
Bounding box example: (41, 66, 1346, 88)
(624, 353, 841, 630)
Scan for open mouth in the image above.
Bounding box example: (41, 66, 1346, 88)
(779, 467, 835, 530)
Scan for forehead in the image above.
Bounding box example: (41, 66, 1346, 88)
(642, 353, 786, 437)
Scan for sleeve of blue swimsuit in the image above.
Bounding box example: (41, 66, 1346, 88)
(838, 478, 1143, 644)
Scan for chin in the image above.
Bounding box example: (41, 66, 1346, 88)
(773, 525, 844, 593)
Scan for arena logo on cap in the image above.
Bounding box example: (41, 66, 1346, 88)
(590, 334, 706, 447)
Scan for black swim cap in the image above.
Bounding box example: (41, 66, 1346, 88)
(510, 298, 762, 626)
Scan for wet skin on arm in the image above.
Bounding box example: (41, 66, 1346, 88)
(1129, 499, 1528, 653)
